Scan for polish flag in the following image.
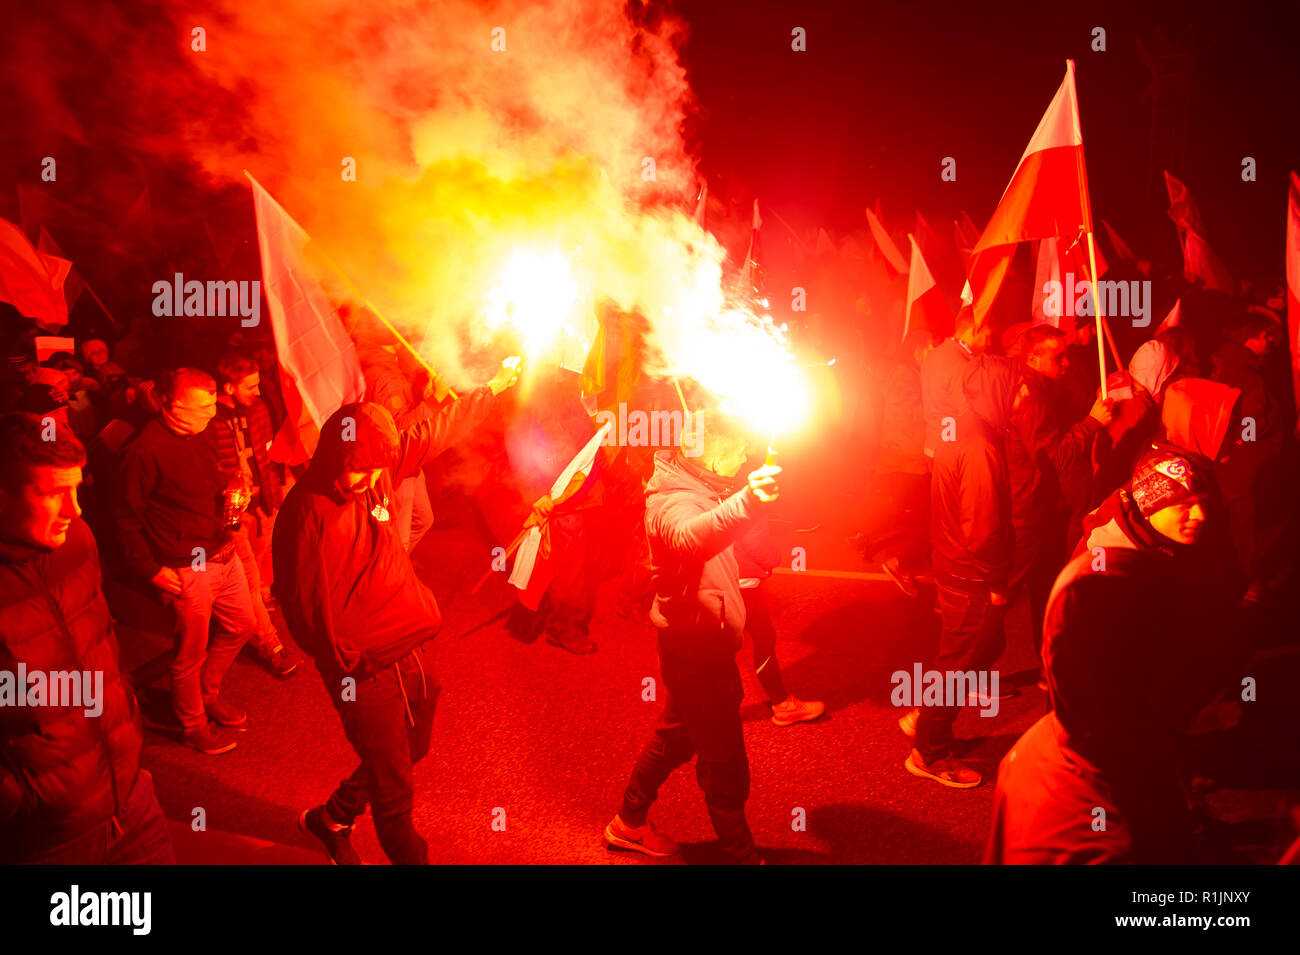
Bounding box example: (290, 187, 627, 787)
(509, 421, 612, 609)
(865, 204, 909, 275)
(1164, 171, 1234, 293)
(1287, 171, 1300, 436)
(904, 234, 953, 340)
(966, 60, 1092, 327)
(0, 217, 71, 330)
(247, 173, 365, 464)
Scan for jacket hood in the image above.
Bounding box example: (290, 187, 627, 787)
(1128, 339, 1179, 397)
(1161, 378, 1240, 461)
(308, 402, 400, 482)
(962, 355, 1020, 431)
(646, 449, 741, 499)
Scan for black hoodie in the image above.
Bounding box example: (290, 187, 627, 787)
(271, 389, 494, 681)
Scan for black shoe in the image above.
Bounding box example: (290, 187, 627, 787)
(299, 806, 362, 865)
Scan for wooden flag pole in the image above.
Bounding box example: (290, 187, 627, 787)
(1085, 231, 1109, 399)
(1067, 60, 1111, 401)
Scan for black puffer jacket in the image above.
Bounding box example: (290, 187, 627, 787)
(0, 517, 144, 861)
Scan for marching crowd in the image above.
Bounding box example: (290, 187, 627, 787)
(0, 273, 1294, 865)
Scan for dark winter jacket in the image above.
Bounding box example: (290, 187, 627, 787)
(272, 388, 494, 682)
(1007, 368, 1102, 530)
(644, 451, 762, 654)
(0, 518, 144, 861)
(116, 418, 236, 583)
(930, 356, 1015, 587)
(920, 337, 972, 456)
(212, 397, 282, 515)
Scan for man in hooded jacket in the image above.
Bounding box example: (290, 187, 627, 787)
(604, 412, 780, 864)
(274, 361, 517, 865)
(985, 380, 1243, 863)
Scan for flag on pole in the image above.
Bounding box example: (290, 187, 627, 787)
(904, 234, 953, 341)
(508, 421, 613, 609)
(1102, 219, 1136, 261)
(692, 182, 708, 228)
(1286, 171, 1300, 436)
(0, 216, 71, 330)
(966, 60, 1091, 328)
(1164, 171, 1234, 293)
(36, 227, 85, 313)
(246, 173, 365, 464)
(1156, 298, 1182, 334)
(865, 204, 909, 274)
(739, 199, 765, 301)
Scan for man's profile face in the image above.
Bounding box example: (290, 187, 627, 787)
(1028, 339, 1069, 380)
(165, 384, 218, 435)
(1148, 500, 1206, 545)
(227, 372, 261, 407)
(0, 465, 83, 550)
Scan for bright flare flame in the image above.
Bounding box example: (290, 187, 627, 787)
(483, 248, 583, 357)
(668, 308, 813, 441)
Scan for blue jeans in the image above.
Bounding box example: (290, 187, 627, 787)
(21, 770, 175, 865)
(163, 553, 256, 731)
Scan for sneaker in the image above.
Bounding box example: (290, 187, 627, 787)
(898, 707, 919, 738)
(967, 685, 1017, 706)
(204, 698, 248, 727)
(881, 558, 920, 598)
(603, 814, 678, 857)
(770, 696, 825, 727)
(904, 749, 982, 788)
(259, 644, 300, 678)
(183, 724, 238, 755)
(299, 806, 362, 865)
(546, 631, 597, 655)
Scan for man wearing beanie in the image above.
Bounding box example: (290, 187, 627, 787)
(985, 443, 1240, 864)
(274, 361, 518, 865)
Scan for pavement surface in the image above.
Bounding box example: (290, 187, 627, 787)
(115, 468, 1300, 866)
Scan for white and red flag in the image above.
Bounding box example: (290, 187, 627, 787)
(1164, 171, 1234, 293)
(0, 216, 71, 331)
(966, 60, 1092, 327)
(1287, 171, 1300, 436)
(508, 420, 613, 608)
(247, 173, 365, 464)
(904, 234, 953, 340)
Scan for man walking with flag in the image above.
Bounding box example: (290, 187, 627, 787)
(276, 360, 518, 865)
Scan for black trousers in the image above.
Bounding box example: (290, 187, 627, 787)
(324, 643, 440, 865)
(915, 578, 1007, 762)
(742, 586, 787, 703)
(619, 633, 757, 861)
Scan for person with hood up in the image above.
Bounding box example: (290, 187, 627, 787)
(902, 355, 1019, 789)
(604, 411, 780, 864)
(986, 423, 1240, 864)
(274, 359, 518, 865)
